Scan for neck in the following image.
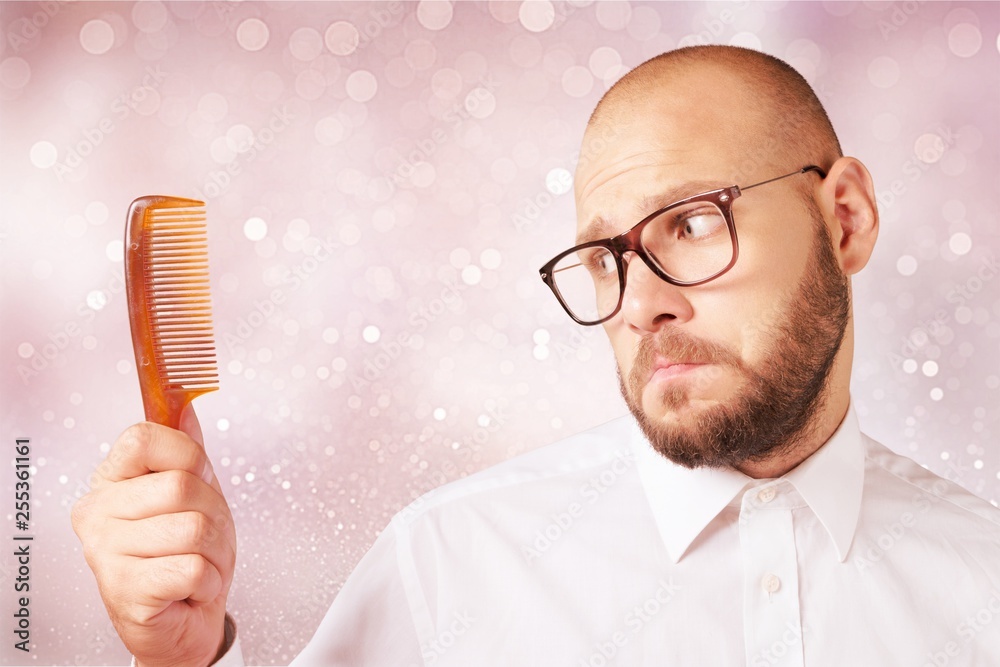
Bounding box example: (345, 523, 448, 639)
(734, 389, 850, 479)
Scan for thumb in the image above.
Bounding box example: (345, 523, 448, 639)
(178, 402, 205, 446)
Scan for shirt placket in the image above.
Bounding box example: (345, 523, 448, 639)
(739, 482, 805, 667)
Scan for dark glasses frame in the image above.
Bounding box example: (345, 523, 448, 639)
(539, 165, 827, 326)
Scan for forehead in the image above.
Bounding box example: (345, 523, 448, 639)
(572, 64, 778, 238)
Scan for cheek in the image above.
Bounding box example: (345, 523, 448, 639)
(603, 322, 636, 375)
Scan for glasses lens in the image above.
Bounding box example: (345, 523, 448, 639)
(640, 200, 733, 283)
(549, 246, 621, 324)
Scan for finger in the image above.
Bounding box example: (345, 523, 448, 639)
(85, 471, 236, 554)
(92, 422, 214, 489)
(100, 512, 236, 587)
(178, 403, 205, 447)
(122, 554, 225, 608)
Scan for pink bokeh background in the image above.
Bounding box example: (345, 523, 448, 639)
(1, 1, 998, 664)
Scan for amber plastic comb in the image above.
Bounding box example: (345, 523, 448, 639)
(124, 196, 219, 429)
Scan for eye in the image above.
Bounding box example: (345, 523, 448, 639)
(674, 207, 726, 241)
(582, 247, 616, 278)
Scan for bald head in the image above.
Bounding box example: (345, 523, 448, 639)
(586, 46, 842, 179)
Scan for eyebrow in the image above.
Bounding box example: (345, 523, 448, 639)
(576, 179, 731, 245)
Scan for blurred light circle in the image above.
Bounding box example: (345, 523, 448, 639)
(80, 19, 115, 55)
(236, 18, 269, 52)
(519, 0, 555, 32)
(226, 124, 255, 153)
(595, 1, 631, 30)
(385, 57, 416, 87)
(465, 87, 496, 118)
(948, 232, 972, 255)
(867, 56, 899, 88)
(729, 31, 762, 50)
(87, 290, 108, 311)
(315, 116, 345, 145)
(106, 239, 123, 261)
(561, 65, 593, 98)
(922, 360, 939, 377)
(85, 201, 109, 225)
(896, 255, 917, 276)
(627, 6, 661, 41)
(404, 39, 437, 70)
(546, 168, 573, 195)
(481, 249, 502, 269)
(914, 133, 946, 163)
(295, 69, 326, 100)
(901, 358, 917, 374)
(197, 92, 228, 122)
(362, 325, 381, 343)
(411, 162, 436, 187)
(289, 27, 323, 61)
(947, 23, 982, 58)
(208, 137, 236, 164)
(325, 21, 359, 56)
(346, 70, 377, 102)
(462, 265, 482, 285)
(0, 57, 30, 88)
(29, 141, 57, 168)
(132, 1, 168, 33)
(431, 67, 463, 98)
(417, 1, 454, 30)
(244, 216, 267, 241)
(489, 0, 520, 23)
(18, 343, 34, 359)
(588, 46, 622, 79)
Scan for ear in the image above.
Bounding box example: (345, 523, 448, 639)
(817, 157, 879, 275)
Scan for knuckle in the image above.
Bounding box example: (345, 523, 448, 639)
(117, 422, 153, 461)
(160, 469, 196, 499)
(181, 553, 211, 583)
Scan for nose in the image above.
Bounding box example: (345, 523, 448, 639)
(618, 253, 694, 334)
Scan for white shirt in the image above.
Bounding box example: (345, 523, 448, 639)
(216, 407, 1000, 666)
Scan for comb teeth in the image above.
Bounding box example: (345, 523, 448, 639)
(144, 203, 219, 390)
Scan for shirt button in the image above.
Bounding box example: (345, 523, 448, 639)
(757, 486, 776, 503)
(761, 574, 781, 594)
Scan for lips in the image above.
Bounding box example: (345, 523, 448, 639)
(645, 358, 705, 384)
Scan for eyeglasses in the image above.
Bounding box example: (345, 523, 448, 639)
(539, 165, 827, 326)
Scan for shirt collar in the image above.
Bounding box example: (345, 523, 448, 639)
(630, 404, 865, 564)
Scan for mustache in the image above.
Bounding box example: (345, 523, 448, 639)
(627, 329, 746, 398)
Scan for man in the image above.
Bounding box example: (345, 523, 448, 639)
(73, 45, 1000, 666)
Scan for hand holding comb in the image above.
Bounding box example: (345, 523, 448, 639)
(125, 196, 219, 428)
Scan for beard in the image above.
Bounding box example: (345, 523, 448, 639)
(618, 215, 850, 470)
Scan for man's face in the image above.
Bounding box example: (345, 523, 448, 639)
(574, 69, 850, 469)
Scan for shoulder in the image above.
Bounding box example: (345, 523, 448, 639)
(390, 416, 636, 527)
(861, 432, 1000, 529)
